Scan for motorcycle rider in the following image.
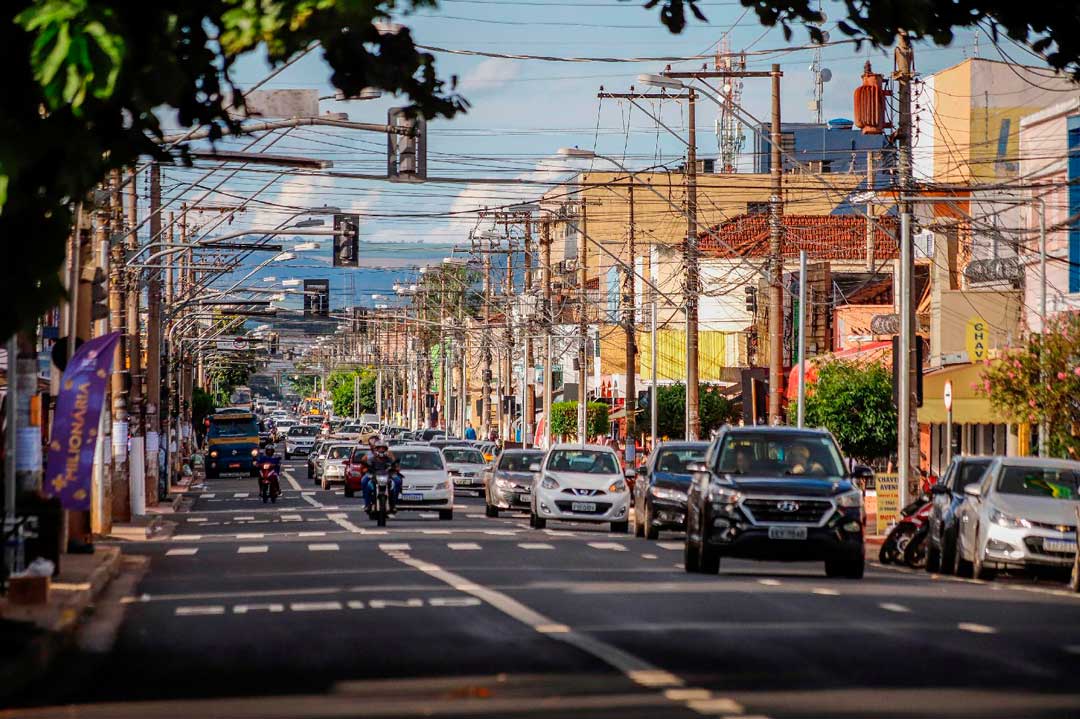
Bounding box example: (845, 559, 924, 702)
(362, 440, 403, 513)
(257, 445, 282, 500)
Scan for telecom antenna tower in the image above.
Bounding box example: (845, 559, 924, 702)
(713, 40, 746, 173)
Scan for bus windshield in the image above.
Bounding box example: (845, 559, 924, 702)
(209, 416, 257, 439)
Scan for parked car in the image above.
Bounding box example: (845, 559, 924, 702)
(954, 456, 1080, 579)
(429, 438, 470, 452)
(485, 449, 546, 517)
(320, 442, 356, 492)
(632, 441, 709, 539)
(418, 428, 446, 442)
(925, 456, 994, 573)
(684, 426, 871, 578)
(307, 439, 329, 480)
(283, 424, 320, 459)
(530, 444, 634, 533)
(439, 445, 487, 493)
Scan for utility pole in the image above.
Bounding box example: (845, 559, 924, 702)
(624, 183, 637, 459)
(126, 168, 146, 515)
(685, 88, 700, 440)
(767, 64, 785, 425)
(109, 169, 130, 523)
(482, 235, 493, 438)
(146, 163, 162, 504)
(504, 237, 514, 441)
(91, 194, 113, 535)
(542, 219, 554, 448)
(865, 151, 875, 272)
(578, 200, 589, 444)
(523, 215, 535, 448)
(894, 32, 917, 507)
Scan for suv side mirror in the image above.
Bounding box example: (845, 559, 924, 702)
(963, 484, 982, 499)
(850, 464, 874, 481)
(624, 468, 636, 480)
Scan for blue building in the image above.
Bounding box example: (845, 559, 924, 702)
(752, 120, 890, 179)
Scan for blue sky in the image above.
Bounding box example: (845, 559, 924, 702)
(166, 1, 987, 314)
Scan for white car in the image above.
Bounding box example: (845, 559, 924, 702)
(530, 444, 633, 533)
(284, 424, 320, 459)
(320, 442, 356, 492)
(441, 446, 489, 493)
(395, 446, 454, 520)
(956, 456, 1080, 579)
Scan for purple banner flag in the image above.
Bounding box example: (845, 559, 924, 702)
(44, 332, 121, 511)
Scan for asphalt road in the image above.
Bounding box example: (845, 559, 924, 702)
(7, 450, 1080, 718)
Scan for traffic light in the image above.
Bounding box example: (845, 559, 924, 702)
(744, 285, 757, 315)
(333, 213, 359, 268)
(387, 107, 427, 182)
(85, 266, 109, 321)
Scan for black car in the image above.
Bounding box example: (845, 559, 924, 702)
(684, 426, 872, 578)
(418, 428, 447, 442)
(633, 441, 709, 539)
(925, 455, 993, 574)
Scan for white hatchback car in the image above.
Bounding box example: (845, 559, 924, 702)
(530, 444, 633, 533)
(395, 446, 455, 520)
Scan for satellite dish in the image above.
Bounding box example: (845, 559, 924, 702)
(821, 30, 831, 43)
(820, 68, 833, 83)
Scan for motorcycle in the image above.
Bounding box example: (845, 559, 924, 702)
(368, 471, 391, 527)
(258, 460, 281, 504)
(878, 492, 932, 565)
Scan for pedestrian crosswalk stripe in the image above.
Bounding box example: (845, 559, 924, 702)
(518, 543, 554, 550)
(308, 543, 340, 551)
(380, 543, 411, 551)
(237, 545, 268, 554)
(235, 533, 265, 539)
(290, 601, 343, 612)
(657, 542, 682, 550)
(187, 517, 206, 523)
(233, 493, 249, 498)
(448, 542, 481, 550)
(588, 542, 628, 551)
(166, 548, 198, 556)
(172, 535, 202, 541)
(483, 530, 518, 536)
(281, 514, 302, 521)
(175, 605, 225, 616)
(200, 493, 216, 499)
(299, 531, 327, 537)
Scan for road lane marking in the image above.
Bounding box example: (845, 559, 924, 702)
(589, 542, 629, 551)
(233, 603, 284, 614)
(235, 533, 265, 539)
(308, 543, 340, 552)
(757, 579, 782, 587)
(186, 517, 207, 523)
(326, 513, 364, 533)
(165, 548, 198, 556)
(200, 493, 216, 499)
(518, 543, 554, 550)
(641, 554, 658, 560)
(958, 622, 997, 634)
(299, 531, 327, 537)
(418, 512, 439, 519)
(665, 688, 712, 701)
(686, 698, 744, 714)
(282, 471, 301, 491)
(484, 530, 518, 536)
(627, 670, 683, 688)
(234, 516, 255, 521)
(237, 545, 268, 554)
(466, 514, 485, 519)
(369, 599, 424, 609)
(290, 601, 343, 612)
(302, 493, 324, 508)
(420, 529, 452, 535)
(281, 514, 302, 521)
(879, 602, 911, 613)
(172, 535, 202, 541)
(657, 542, 682, 550)
(812, 588, 840, 596)
(175, 606, 224, 616)
(448, 542, 482, 550)
(233, 493, 249, 498)
(380, 543, 411, 551)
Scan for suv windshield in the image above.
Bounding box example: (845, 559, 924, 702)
(547, 450, 619, 475)
(289, 426, 319, 437)
(998, 466, 1080, 500)
(397, 451, 444, 470)
(499, 452, 545, 471)
(444, 448, 485, 464)
(716, 433, 844, 478)
(326, 445, 353, 460)
(655, 447, 707, 474)
(953, 460, 992, 491)
(209, 416, 257, 438)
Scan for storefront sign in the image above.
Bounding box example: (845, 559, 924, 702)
(875, 473, 901, 535)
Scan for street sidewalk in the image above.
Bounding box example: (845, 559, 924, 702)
(0, 546, 122, 703)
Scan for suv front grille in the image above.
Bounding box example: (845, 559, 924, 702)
(741, 498, 832, 525)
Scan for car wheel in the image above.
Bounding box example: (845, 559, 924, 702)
(699, 541, 721, 574)
(531, 510, 546, 530)
(644, 501, 660, 541)
(1070, 554, 1080, 593)
(284, 451, 291, 460)
(634, 501, 645, 538)
(485, 504, 499, 518)
(344, 486, 354, 498)
(610, 520, 629, 534)
(825, 558, 865, 579)
(925, 539, 941, 573)
(439, 509, 454, 521)
(321, 476, 329, 491)
(939, 529, 957, 576)
(206, 468, 218, 480)
(953, 535, 974, 578)
(683, 535, 701, 573)
(973, 549, 996, 581)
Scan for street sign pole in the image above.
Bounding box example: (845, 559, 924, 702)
(943, 380, 953, 468)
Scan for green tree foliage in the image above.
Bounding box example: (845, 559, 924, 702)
(650, 383, 737, 439)
(3, 1, 466, 340)
(322, 368, 378, 417)
(789, 359, 897, 463)
(979, 315, 1080, 459)
(208, 362, 254, 406)
(643, 1, 1080, 80)
(549, 401, 609, 440)
(290, 374, 317, 398)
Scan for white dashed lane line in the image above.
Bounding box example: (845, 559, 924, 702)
(379, 543, 411, 551)
(812, 588, 840, 596)
(758, 579, 782, 587)
(186, 517, 207, 523)
(165, 548, 198, 557)
(448, 542, 482, 551)
(958, 622, 997, 634)
(879, 602, 911, 613)
(657, 542, 682, 551)
(518, 543, 554, 550)
(308, 543, 340, 552)
(237, 545, 269, 554)
(588, 542, 629, 552)
(232, 493, 249, 498)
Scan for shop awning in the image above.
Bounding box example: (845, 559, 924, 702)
(918, 362, 1005, 425)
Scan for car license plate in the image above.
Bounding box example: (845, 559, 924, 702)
(768, 526, 808, 540)
(1044, 539, 1078, 553)
(571, 502, 597, 512)
(454, 478, 472, 485)
(402, 493, 423, 502)
(518, 493, 532, 503)
(228, 463, 241, 469)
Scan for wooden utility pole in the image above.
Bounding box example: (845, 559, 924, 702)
(578, 201, 589, 443)
(523, 216, 535, 447)
(503, 237, 514, 441)
(624, 183, 637, 455)
(542, 219, 553, 447)
(91, 193, 113, 535)
(145, 163, 162, 504)
(767, 64, 785, 425)
(865, 151, 875, 272)
(109, 169, 130, 522)
(685, 88, 700, 439)
(125, 169, 146, 515)
(482, 235, 493, 438)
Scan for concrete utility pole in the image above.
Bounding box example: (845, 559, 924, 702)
(482, 235, 493, 438)
(685, 88, 700, 440)
(91, 194, 113, 535)
(109, 170, 130, 523)
(894, 31, 917, 507)
(542, 219, 554, 448)
(145, 163, 162, 503)
(767, 63, 785, 425)
(126, 168, 146, 515)
(578, 201, 589, 444)
(523, 216, 535, 447)
(504, 238, 515, 441)
(624, 183, 638, 458)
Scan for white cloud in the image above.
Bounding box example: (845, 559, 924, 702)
(458, 58, 521, 94)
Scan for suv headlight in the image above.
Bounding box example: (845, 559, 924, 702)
(541, 476, 559, 490)
(708, 485, 741, 504)
(989, 507, 1032, 528)
(835, 489, 863, 508)
(209, 450, 218, 458)
(607, 480, 627, 493)
(651, 485, 688, 502)
(250, 449, 259, 457)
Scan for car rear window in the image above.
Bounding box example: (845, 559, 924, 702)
(998, 466, 1080, 500)
(397, 451, 444, 470)
(326, 445, 352, 460)
(499, 452, 545, 471)
(546, 450, 619, 475)
(443, 448, 485, 464)
(715, 433, 844, 478)
(654, 447, 707, 474)
(289, 426, 319, 437)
